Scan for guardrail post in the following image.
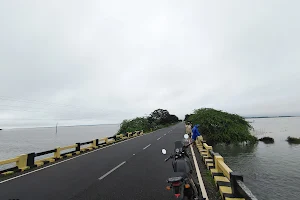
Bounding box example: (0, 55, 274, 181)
(209, 150, 220, 168)
(76, 143, 81, 151)
(26, 153, 35, 167)
(112, 135, 117, 141)
(54, 147, 61, 159)
(17, 154, 28, 170)
(230, 172, 244, 198)
(214, 155, 224, 172)
(92, 139, 98, 148)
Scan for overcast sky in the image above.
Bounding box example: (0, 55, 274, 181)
(0, 0, 299, 128)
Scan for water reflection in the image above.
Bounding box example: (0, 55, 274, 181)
(213, 143, 258, 157)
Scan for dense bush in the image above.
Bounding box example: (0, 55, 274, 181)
(187, 108, 257, 144)
(286, 136, 300, 144)
(118, 109, 180, 134)
(118, 117, 151, 134)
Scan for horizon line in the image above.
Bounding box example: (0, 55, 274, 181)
(1, 123, 120, 130)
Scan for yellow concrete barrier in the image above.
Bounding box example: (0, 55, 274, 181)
(54, 147, 61, 159)
(16, 154, 28, 171)
(61, 144, 77, 151)
(0, 155, 28, 172)
(116, 134, 123, 140)
(0, 157, 19, 165)
(106, 138, 115, 144)
(127, 132, 133, 137)
(92, 140, 98, 148)
(195, 135, 251, 200)
(133, 131, 138, 137)
(54, 144, 77, 159)
(217, 158, 232, 180)
(99, 137, 106, 143)
(121, 134, 128, 139)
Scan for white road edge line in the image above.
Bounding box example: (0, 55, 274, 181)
(190, 145, 209, 200)
(143, 144, 151, 150)
(98, 161, 126, 180)
(157, 137, 162, 140)
(0, 133, 147, 185)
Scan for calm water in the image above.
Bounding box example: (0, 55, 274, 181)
(0, 124, 119, 169)
(214, 117, 300, 200)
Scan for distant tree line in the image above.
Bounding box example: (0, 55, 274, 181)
(118, 109, 180, 134)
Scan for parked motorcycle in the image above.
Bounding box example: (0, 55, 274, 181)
(162, 134, 202, 200)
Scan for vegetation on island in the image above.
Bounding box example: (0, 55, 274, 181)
(118, 109, 180, 134)
(286, 136, 300, 144)
(185, 108, 258, 144)
(258, 137, 274, 144)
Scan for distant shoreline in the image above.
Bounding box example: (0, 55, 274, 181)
(244, 116, 298, 119)
(0, 124, 120, 130)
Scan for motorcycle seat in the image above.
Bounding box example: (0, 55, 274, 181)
(167, 172, 187, 183)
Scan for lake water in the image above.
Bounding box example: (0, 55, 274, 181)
(214, 117, 300, 200)
(0, 124, 120, 169)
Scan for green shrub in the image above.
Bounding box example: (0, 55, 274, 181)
(187, 108, 257, 144)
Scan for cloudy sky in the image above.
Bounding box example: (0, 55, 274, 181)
(0, 0, 299, 128)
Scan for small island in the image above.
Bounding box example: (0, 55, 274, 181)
(286, 136, 300, 144)
(185, 108, 258, 144)
(259, 137, 274, 144)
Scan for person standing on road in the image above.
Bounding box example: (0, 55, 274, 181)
(185, 123, 192, 137)
(192, 124, 201, 142)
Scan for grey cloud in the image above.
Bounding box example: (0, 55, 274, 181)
(0, 0, 299, 128)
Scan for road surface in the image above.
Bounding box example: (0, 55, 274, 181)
(0, 123, 192, 200)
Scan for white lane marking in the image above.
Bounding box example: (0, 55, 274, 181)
(164, 133, 166, 136)
(98, 161, 126, 180)
(0, 132, 150, 185)
(190, 145, 209, 200)
(157, 137, 162, 140)
(133, 154, 135, 156)
(143, 144, 151, 150)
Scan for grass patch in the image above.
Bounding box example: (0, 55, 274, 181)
(204, 170, 215, 186)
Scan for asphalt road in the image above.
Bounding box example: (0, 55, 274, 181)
(0, 123, 190, 200)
